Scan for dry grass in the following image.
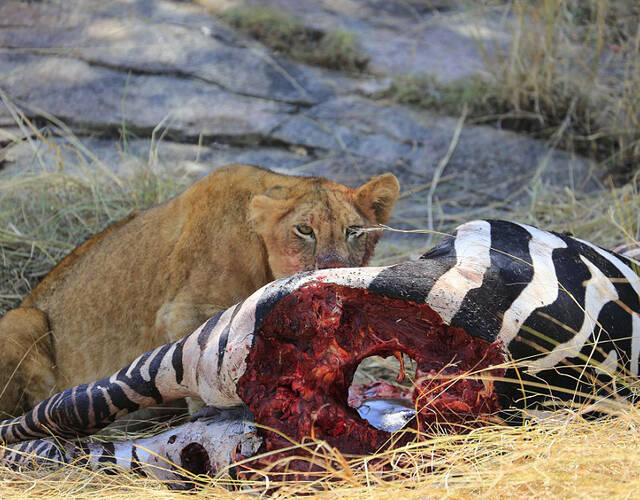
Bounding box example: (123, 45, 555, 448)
(2, 409, 640, 498)
(4, 139, 639, 316)
(486, 0, 640, 179)
(380, 0, 640, 179)
(0, 131, 193, 315)
(2, 16, 640, 492)
(515, 176, 640, 248)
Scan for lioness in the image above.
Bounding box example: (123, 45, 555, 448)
(0, 164, 399, 416)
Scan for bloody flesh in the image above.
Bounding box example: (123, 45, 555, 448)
(237, 282, 506, 457)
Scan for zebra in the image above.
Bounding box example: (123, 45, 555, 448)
(0, 408, 260, 487)
(1, 219, 639, 479)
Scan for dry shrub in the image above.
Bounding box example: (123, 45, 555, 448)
(483, 0, 640, 178)
(0, 141, 191, 315)
(381, 0, 640, 179)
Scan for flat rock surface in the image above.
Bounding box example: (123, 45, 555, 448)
(202, 0, 511, 82)
(0, 0, 597, 255)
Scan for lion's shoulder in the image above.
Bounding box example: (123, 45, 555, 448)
(22, 211, 139, 306)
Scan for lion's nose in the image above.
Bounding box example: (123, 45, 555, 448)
(316, 253, 348, 269)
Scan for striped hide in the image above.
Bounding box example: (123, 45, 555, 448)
(2, 219, 639, 472)
(2, 408, 260, 487)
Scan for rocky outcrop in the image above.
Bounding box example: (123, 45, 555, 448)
(0, 0, 596, 253)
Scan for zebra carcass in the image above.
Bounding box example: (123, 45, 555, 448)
(2, 220, 639, 485)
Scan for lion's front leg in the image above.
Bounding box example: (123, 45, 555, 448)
(0, 307, 57, 417)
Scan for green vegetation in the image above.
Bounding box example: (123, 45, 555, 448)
(219, 7, 369, 72)
(377, 74, 497, 117)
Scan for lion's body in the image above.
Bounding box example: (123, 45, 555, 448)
(0, 165, 399, 416)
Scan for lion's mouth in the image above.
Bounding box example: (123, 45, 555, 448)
(237, 282, 506, 458)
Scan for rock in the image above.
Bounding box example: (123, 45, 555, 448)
(0, 53, 294, 142)
(0, 137, 312, 178)
(0, 0, 356, 105)
(0, 0, 597, 257)
(222, 0, 511, 82)
(272, 95, 596, 195)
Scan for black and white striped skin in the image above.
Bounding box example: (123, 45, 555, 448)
(1, 219, 639, 463)
(414, 220, 640, 415)
(0, 265, 389, 445)
(2, 409, 261, 488)
(0, 298, 261, 444)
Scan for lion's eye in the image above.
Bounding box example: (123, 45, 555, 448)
(295, 224, 315, 238)
(346, 226, 363, 239)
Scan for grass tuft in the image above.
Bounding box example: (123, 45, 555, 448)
(515, 176, 640, 248)
(219, 7, 369, 72)
(485, 0, 640, 179)
(377, 74, 495, 116)
(0, 147, 191, 316)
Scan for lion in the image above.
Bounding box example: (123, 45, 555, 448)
(0, 164, 400, 416)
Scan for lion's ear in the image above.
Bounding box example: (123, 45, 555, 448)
(355, 173, 400, 224)
(249, 186, 292, 232)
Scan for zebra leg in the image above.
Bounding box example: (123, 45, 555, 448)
(1, 437, 70, 469)
(1, 408, 261, 488)
(0, 305, 255, 444)
(0, 339, 191, 443)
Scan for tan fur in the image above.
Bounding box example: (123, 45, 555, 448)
(0, 165, 399, 416)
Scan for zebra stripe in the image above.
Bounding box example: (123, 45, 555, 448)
(580, 237, 640, 377)
(498, 223, 567, 346)
(217, 302, 243, 374)
(426, 220, 492, 323)
(578, 237, 640, 298)
(599, 349, 618, 376)
(1, 410, 261, 484)
(525, 255, 619, 374)
(0, 340, 195, 443)
(633, 314, 640, 377)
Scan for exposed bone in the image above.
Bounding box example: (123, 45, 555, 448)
(1, 409, 261, 489)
